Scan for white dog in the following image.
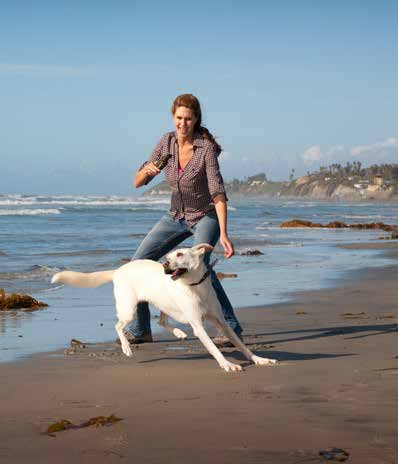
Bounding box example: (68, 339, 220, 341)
(52, 244, 277, 372)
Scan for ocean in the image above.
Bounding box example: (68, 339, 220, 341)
(1, 194, 397, 363)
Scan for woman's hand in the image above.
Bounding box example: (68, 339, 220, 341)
(134, 162, 161, 188)
(143, 162, 161, 177)
(220, 234, 235, 258)
(213, 195, 234, 258)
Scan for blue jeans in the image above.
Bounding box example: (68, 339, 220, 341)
(128, 211, 243, 336)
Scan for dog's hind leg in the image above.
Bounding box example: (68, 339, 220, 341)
(158, 312, 188, 340)
(206, 313, 277, 366)
(189, 318, 242, 372)
(115, 319, 134, 357)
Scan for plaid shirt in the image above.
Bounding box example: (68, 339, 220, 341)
(140, 132, 227, 226)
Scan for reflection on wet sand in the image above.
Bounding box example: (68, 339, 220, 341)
(0, 311, 33, 356)
(0, 310, 33, 335)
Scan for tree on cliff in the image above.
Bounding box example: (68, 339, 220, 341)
(247, 173, 267, 182)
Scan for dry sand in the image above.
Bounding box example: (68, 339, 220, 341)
(1, 242, 398, 463)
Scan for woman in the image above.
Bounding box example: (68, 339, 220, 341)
(127, 94, 242, 346)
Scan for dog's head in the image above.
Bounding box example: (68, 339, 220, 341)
(163, 243, 213, 281)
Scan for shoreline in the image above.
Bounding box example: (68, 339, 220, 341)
(1, 242, 398, 463)
(2, 240, 397, 366)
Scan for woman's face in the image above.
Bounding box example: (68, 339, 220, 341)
(173, 106, 197, 139)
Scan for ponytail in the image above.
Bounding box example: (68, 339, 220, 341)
(198, 126, 222, 156)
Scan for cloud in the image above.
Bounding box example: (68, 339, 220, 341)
(218, 151, 249, 163)
(302, 145, 322, 164)
(299, 136, 398, 176)
(0, 63, 93, 77)
(325, 145, 344, 157)
(350, 137, 398, 157)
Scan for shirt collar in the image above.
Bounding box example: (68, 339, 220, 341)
(171, 131, 204, 148)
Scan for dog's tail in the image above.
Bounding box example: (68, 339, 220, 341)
(51, 270, 115, 288)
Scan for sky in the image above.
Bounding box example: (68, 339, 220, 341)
(1, 0, 397, 195)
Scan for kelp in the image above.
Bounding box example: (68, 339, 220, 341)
(45, 414, 122, 436)
(281, 219, 398, 240)
(0, 289, 48, 311)
(281, 219, 398, 232)
(319, 447, 350, 462)
(240, 249, 264, 256)
(46, 419, 74, 434)
(216, 272, 238, 280)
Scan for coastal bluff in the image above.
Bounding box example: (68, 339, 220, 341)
(144, 164, 398, 201)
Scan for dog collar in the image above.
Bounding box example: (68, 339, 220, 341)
(189, 259, 218, 286)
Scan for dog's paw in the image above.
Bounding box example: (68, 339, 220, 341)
(252, 355, 277, 366)
(173, 328, 188, 339)
(121, 344, 133, 357)
(220, 361, 243, 372)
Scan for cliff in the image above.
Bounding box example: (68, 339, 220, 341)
(279, 176, 398, 201)
(143, 166, 398, 201)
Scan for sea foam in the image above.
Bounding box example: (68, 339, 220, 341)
(0, 209, 61, 216)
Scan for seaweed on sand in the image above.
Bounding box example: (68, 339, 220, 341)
(45, 415, 123, 436)
(0, 288, 48, 311)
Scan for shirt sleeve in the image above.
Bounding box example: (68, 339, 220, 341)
(138, 134, 169, 185)
(205, 144, 228, 200)
(138, 134, 168, 171)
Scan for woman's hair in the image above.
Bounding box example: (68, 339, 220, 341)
(171, 94, 222, 154)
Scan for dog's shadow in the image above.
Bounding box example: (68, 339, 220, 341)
(251, 322, 398, 345)
(229, 350, 353, 363)
(138, 349, 352, 365)
(138, 320, 392, 366)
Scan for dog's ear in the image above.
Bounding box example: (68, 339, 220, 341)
(192, 243, 214, 255)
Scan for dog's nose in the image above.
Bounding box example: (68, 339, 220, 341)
(163, 261, 174, 275)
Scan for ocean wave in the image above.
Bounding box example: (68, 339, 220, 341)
(0, 265, 63, 281)
(233, 236, 274, 248)
(125, 207, 167, 213)
(266, 242, 304, 247)
(0, 209, 61, 216)
(234, 240, 304, 254)
(258, 211, 274, 216)
(0, 195, 170, 207)
(35, 249, 113, 257)
(39, 284, 64, 293)
(280, 202, 318, 208)
(255, 222, 273, 229)
(266, 225, 331, 230)
(28, 264, 64, 276)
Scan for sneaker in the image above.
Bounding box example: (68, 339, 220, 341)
(212, 334, 243, 348)
(115, 332, 153, 345)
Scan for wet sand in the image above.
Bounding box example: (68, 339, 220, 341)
(1, 242, 398, 463)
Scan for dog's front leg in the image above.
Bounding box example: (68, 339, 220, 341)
(189, 320, 242, 372)
(206, 314, 277, 366)
(223, 322, 277, 366)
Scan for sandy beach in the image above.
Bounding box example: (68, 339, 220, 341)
(1, 242, 398, 464)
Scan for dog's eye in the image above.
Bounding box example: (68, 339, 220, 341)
(176, 252, 183, 257)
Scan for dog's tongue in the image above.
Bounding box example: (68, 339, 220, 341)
(171, 268, 187, 280)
